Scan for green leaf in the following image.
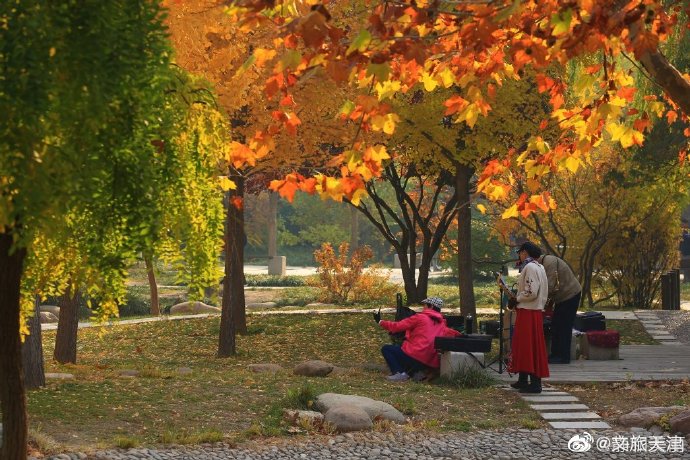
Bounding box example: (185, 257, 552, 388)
(346, 30, 372, 56)
(366, 63, 390, 81)
(550, 9, 572, 36)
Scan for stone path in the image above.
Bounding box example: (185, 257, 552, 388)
(503, 385, 611, 430)
(35, 428, 687, 459)
(635, 310, 683, 345)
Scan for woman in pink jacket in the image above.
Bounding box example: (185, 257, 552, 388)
(376, 297, 461, 382)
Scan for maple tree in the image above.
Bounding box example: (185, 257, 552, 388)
(223, 0, 689, 218)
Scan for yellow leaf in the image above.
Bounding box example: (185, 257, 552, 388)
(606, 122, 644, 148)
(564, 156, 581, 173)
(371, 113, 400, 134)
(366, 145, 390, 162)
(421, 71, 438, 92)
(350, 188, 368, 206)
(218, 176, 237, 191)
(502, 204, 519, 219)
(455, 103, 479, 128)
(375, 80, 401, 101)
(438, 68, 455, 88)
(477, 204, 487, 214)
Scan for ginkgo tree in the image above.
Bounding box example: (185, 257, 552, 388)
(225, 0, 689, 216)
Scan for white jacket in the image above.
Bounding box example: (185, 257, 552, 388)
(516, 261, 549, 311)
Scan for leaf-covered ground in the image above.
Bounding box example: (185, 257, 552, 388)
(31, 313, 541, 450)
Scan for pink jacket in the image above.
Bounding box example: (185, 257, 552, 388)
(379, 308, 461, 368)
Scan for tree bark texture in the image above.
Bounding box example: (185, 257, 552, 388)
(455, 163, 477, 320)
(268, 191, 277, 259)
(0, 231, 28, 459)
(144, 252, 160, 316)
(639, 50, 690, 117)
(22, 297, 45, 389)
(54, 286, 81, 364)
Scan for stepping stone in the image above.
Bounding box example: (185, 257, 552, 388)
(541, 412, 601, 420)
(549, 421, 611, 429)
(521, 395, 579, 403)
(652, 335, 677, 340)
(661, 341, 684, 345)
(526, 392, 570, 396)
(531, 404, 590, 411)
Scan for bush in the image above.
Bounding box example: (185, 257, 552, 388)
(312, 243, 395, 304)
(245, 274, 309, 287)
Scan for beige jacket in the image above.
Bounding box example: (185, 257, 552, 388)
(516, 261, 549, 311)
(538, 255, 581, 304)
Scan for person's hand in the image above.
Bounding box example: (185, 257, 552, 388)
(507, 297, 518, 310)
(373, 311, 382, 323)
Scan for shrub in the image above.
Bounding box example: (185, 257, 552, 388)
(245, 274, 308, 287)
(313, 243, 397, 304)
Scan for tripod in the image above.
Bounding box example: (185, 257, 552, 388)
(484, 273, 514, 375)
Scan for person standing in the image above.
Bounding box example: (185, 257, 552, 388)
(509, 241, 550, 393)
(375, 297, 460, 382)
(538, 253, 582, 364)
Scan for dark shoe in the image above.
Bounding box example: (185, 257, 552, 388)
(520, 375, 542, 393)
(548, 357, 569, 364)
(510, 372, 528, 389)
(519, 383, 542, 394)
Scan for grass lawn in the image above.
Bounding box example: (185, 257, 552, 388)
(30, 312, 542, 451)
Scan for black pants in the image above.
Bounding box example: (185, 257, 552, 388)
(550, 292, 581, 362)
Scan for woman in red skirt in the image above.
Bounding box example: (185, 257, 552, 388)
(509, 241, 550, 393)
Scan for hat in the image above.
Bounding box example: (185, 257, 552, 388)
(516, 241, 542, 259)
(421, 297, 443, 312)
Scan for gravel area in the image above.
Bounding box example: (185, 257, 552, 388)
(36, 429, 689, 460)
(655, 311, 690, 344)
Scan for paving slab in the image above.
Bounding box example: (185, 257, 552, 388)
(521, 395, 579, 403)
(541, 412, 601, 420)
(549, 421, 611, 429)
(530, 404, 590, 411)
(652, 335, 677, 340)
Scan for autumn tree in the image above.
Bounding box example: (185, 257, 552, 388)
(0, 2, 176, 457)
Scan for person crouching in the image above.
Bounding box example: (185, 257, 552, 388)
(374, 297, 461, 382)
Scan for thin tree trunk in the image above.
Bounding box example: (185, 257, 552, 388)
(268, 191, 277, 259)
(455, 163, 477, 321)
(144, 252, 160, 316)
(0, 231, 28, 459)
(54, 286, 80, 364)
(230, 176, 246, 334)
(22, 297, 45, 389)
(349, 206, 359, 253)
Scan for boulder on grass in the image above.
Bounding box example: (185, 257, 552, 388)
(619, 406, 685, 428)
(40, 305, 61, 317)
(249, 363, 283, 374)
(324, 406, 373, 433)
(669, 409, 690, 435)
(246, 302, 278, 309)
(293, 360, 334, 377)
(283, 409, 324, 426)
(169, 301, 221, 315)
(39, 312, 59, 323)
(314, 393, 406, 423)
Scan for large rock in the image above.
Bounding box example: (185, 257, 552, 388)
(669, 409, 690, 435)
(246, 302, 278, 309)
(40, 305, 61, 317)
(169, 301, 221, 315)
(314, 393, 406, 424)
(39, 311, 59, 323)
(323, 406, 373, 433)
(293, 360, 334, 377)
(619, 406, 685, 428)
(249, 363, 283, 373)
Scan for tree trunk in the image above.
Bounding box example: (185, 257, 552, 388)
(54, 286, 80, 364)
(455, 163, 477, 320)
(268, 191, 277, 259)
(230, 176, 247, 334)
(218, 173, 245, 355)
(144, 252, 160, 316)
(22, 297, 45, 389)
(0, 231, 28, 459)
(349, 206, 359, 253)
(639, 50, 690, 117)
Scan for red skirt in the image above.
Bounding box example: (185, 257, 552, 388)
(508, 308, 550, 378)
